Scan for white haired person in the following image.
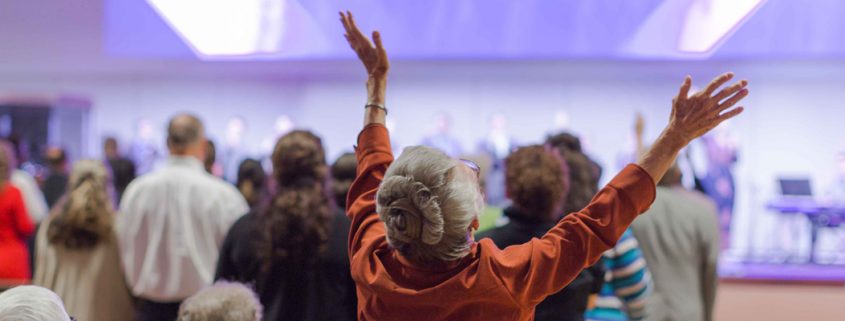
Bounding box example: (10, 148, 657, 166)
(0, 285, 72, 321)
(339, 11, 749, 321)
(33, 160, 134, 321)
(177, 281, 262, 321)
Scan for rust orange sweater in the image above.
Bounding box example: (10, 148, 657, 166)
(347, 124, 655, 321)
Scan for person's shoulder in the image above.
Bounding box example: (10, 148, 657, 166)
(202, 174, 243, 199)
(475, 225, 506, 243)
(2, 183, 22, 198)
(229, 211, 260, 234)
(674, 188, 718, 213)
(128, 169, 164, 187)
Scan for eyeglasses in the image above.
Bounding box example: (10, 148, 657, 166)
(460, 159, 481, 178)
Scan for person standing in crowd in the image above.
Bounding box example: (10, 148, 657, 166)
(236, 158, 266, 209)
(117, 114, 248, 321)
(1, 140, 48, 225)
(585, 229, 652, 321)
(631, 164, 720, 321)
(0, 143, 33, 285)
(339, 11, 747, 320)
(552, 131, 652, 321)
(103, 137, 136, 204)
(2, 140, 49, 278)
(204, 140, 223, 177)
(0, 285, 72, 321)
(421, 112, 464, 157)
(177, 281, 263, 321)
(41, 147, 70, 209)
(330, 152, 357, 210)
(216, 131, 356, 321)
(478, 146, 605, 321)
(33, 160, 134, 321)
(476, 113, 515, 206)
(699, 130, 738, 249)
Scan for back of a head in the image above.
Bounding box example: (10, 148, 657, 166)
(504, 145, 569, 221)
(658, 162, 683, 187)
(103, 137, 118, 157)
(259, 130, 331, 277)
(48, 159, 113, 249)
(236, 158, 265, 206)
(177, 281, 262, 321)
(376, 145, 483, 264)
(330, 152, 357, 208)
(557, 148, 597, 215)
(546, 132, 583, 153)
(0, 285, 71, 321)
(167, 114, 205, 154)
(205, 140, 217, 173)
(44, 147, 67, 169)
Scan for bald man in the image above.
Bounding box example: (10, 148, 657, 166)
(117, 114, 248, 321)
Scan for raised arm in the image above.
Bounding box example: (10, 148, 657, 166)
(340, 11, 394, 256)
(493, 73, 748, 307)
(340, 11, 388, 127)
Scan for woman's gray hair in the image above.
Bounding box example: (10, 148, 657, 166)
(0, 285, 71, 321)
(177, 281, 263, 321)
(376, 146, 484, 263)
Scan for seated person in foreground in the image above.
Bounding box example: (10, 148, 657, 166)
(340, 11, 749, 321)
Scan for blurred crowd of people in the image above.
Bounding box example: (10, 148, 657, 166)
(0, 11, 747, 321)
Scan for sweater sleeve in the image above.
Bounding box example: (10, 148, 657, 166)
(490, 164, 656, 307)
(346, 124, 393, 259)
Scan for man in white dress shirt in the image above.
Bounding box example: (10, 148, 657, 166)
(117, 114, 248, 321)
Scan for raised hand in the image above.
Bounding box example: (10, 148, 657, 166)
(340, 11, 389, 80)
(340, 11, 388, 125)
(666, 73, 748, 144)
(637, 72, 749, 184)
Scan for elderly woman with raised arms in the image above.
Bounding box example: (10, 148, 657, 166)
(339, 11, 749, 321)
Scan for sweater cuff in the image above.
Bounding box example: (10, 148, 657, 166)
(608, 164, 657, 214)
(355, 124, 392, 162)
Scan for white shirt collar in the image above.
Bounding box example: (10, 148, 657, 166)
(166, 156, 205, 171)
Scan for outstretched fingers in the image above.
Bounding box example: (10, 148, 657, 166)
(717, 88, 749, 112)
(716, 106, 744, 123)
(677, 75, 692, 101)
(712, 80, 748, 102)
(373, 31, 385, 56)
(702, 72, 734, 96)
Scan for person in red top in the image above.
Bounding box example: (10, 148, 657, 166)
(339, 11, 749, 321)
(0, 141, 34, 283)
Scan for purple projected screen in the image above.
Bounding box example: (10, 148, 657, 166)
(104, 0, 845, 60)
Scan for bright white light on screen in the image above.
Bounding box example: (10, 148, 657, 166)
(679, 0, 766, 53)
(146, 0, 285, 58)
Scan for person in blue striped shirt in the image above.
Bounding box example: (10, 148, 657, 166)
(546, 132, 652, 321)
(585, 229, 652, 321)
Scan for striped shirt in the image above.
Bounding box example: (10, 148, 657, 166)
(585, 228, 652, 321)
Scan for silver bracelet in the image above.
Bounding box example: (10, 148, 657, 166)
(365, 103, 388, 115)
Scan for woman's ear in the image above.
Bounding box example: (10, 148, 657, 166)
(470, 217, 480, 231)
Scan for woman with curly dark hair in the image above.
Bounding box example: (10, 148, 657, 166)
(215, 130, 356, 321)
(33, 160, 134, 321)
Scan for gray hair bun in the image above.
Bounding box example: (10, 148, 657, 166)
(377, 175, 444, 245)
